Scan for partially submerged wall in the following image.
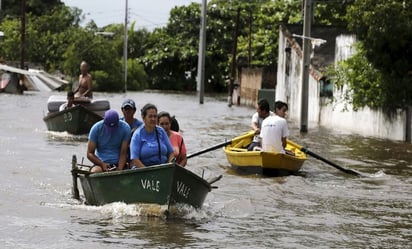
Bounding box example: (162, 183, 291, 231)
(276, 25, 410, 142)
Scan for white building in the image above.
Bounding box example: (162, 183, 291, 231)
(276, 24, 411, 142)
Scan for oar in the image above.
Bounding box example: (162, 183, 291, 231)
(71, 155, 80, 200)
(287, 139, 364, 176)
(187, 131, 255, 159)
(187, 140, 233, 159)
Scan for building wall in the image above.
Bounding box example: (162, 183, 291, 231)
(239, 67, 262, 107)
(276, 25, 410, 142)
(276, 27, 322, 128)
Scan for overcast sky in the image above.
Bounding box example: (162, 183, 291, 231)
(61, 0, 201, 30)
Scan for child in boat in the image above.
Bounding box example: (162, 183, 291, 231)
(59, 91, 76, 111)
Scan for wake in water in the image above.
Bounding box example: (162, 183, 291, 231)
(45, 131, 88, 142)
(46, 200, 215, 221)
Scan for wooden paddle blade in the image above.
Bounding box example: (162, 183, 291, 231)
(71, 155, 80, 200)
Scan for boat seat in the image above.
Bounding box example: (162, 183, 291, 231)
(229, 148, 248, 152)
(233, 140, 251, 148)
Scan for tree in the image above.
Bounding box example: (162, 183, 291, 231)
(26, 6, 82, 71)
(0, 5, 84, 71)
(0, 18, 20, 62)
(140, 3, 201, 91)
(327, 43, 385, 111)
(339, 0, 412, 112)
(0, 0, 64, 20)
(62, 28, 124, 91)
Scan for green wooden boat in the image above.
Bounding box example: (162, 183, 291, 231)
(71, 155, 221, 210)
(43, 105, 102, 135)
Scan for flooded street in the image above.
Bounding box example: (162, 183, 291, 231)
(0, 91, 411, 248)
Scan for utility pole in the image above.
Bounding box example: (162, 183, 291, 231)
(20, 0, 26, 69)
(228, 7, 240, 107)
(196, 0, 207, 104)
(300, 0, 312, 132)
(123, 0, 128, 93)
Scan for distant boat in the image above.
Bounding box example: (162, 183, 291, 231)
(71, 155, 221, 212)
(223, 131, 307, 176)
(43, 95, 110, 135)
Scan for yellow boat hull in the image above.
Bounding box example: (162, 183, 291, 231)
(223, 131, 307, 175)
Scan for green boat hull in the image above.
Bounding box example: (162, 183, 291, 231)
(76, 162, 212, 208)
(43, 105, 102, 135)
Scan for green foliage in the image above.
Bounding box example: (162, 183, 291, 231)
(5, 0, 408, 109)
(140, 4, 200, 91)
(0, 0, 64, 20)
(347, 0, 412, 76)
(92, 70, 110, 91)
(126, 58, 148, 91)
(0, 5, 83, 71)
(341, 0, 412, 112)
(327, 43, 385, 111)
(0, 18, 20, 62)
(314, 1, 351, 26)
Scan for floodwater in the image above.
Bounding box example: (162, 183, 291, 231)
(0, 91, 411, 248)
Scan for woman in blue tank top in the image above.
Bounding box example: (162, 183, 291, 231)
(130, 103, 174, 167)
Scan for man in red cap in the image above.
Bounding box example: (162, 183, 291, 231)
(87, 109, 131, 173)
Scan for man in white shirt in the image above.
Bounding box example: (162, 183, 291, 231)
(260, 101, 289, 153)
(250, 98, 273, 134)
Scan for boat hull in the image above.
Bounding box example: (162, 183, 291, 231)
(43, 105, 102, 135)
(224, 131, 307, 175)
(77, 163, 212, 208)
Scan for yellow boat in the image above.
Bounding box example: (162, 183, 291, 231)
(223, 131, 307, 175)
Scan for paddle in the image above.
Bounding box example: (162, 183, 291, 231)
(187, 131, 255, 159)
(71, 155, 80, 200)
(287, 139, 363, 176)
(71, 155, 94, 200)
(187, 140, 233, 159)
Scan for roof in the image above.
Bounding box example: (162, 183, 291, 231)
(0, 64, 68, 92)
(282, 24, 352, 70)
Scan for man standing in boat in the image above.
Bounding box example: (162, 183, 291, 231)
(74, 61, 93, 99)
(260, 101, 290, 154)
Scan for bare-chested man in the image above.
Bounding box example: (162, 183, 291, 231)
(74, 61, 93, 99)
